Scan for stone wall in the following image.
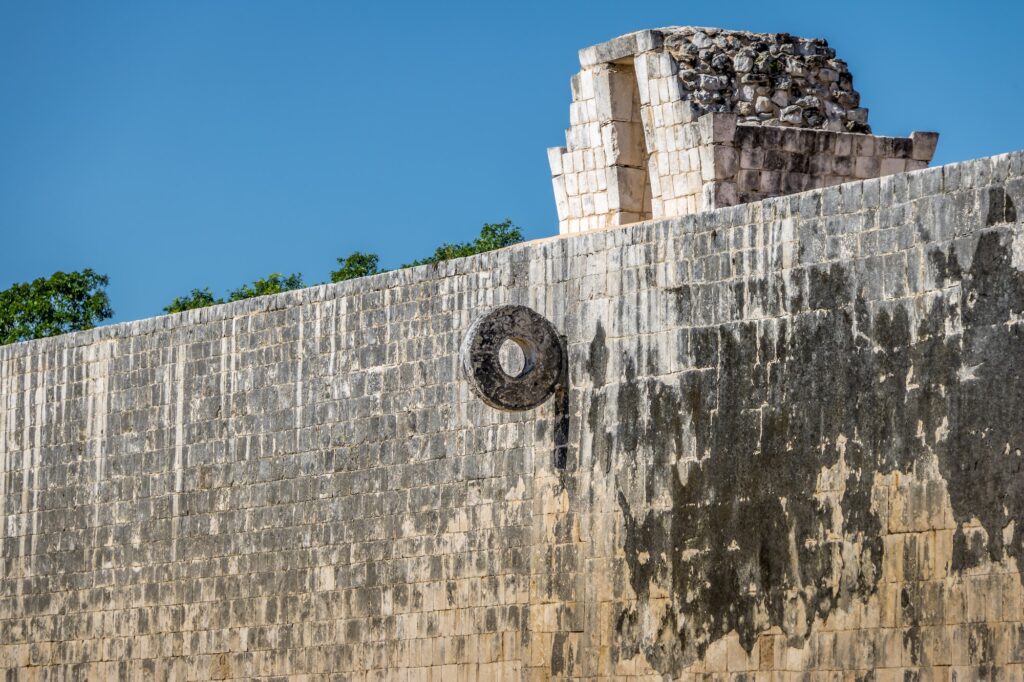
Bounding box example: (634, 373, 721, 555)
(708, 113, 938, 209)
(549, 28, 939, 234)
(3, 152, 1024, 680)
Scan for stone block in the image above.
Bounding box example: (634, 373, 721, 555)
(562, 149, 576, 174)
(880, 157, 907, 176)
(570, 70, 596, 102)
(737, 169, 761, 192)
(578, 30, 663, 68)
(741, 147, 765, 170)
(855, 156, 882, 179)
(760, 170, 783, 194)
(633, 54, 653, 104)
(697, 112, 738, 145)
(564, 172, 579, 196)
(809, 154, 833, 175)
(551, 176, 569, 221)
(781, 129, 816, 154)
(594, 66, 637, 123)
(671, 100, 699, 125)
(699, 144, 739, 182)
(833, 155, 855, 176)
(835, 134, 853, 157)
(911, 131, 940, 161)
(853, 135, 876, 157)
(547, 147, 565, 177)
(701, 180, 737, 210)
(601, 121, 645, 168)
(606, 165, 648, 213)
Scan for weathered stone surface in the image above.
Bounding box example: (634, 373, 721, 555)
(3, 152, 1024, 679)
(460, 305, 564, 411)
(548, 27, 940, 234)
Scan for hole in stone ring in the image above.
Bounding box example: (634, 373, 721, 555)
(498, 337, 535, 379)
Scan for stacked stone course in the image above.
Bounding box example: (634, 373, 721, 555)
(4, 149, 1024, 679)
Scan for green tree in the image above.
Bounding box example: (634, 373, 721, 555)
(331, 252, 382, 283)
(163, 288, 223, 314)
(403, 220, 523, 267)
(164, 273, 306, 315)
(0, 269, 113, 344)
(160, 219, 523, 315)
(227, 273, 305, 301)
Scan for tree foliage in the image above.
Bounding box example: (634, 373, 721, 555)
(9, 220, 527, 342)
(402, 220, 522, 267)
(163, 288, 222, 314)
(0, 269, 113, 344)
(164, 273, 305, 315)
(331, 252, 382, 283)
(227, 273, 305, 301)
(162, 220, 523, 315)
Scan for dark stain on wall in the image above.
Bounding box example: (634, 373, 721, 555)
(589, 228, 1024, 670)
(553, 335, 572, 470)
(987, 188, 1017, 226)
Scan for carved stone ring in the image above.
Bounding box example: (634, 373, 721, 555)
(460, 305, 564, 411)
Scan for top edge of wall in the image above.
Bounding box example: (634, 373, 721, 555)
(2, 149, 1021, 358)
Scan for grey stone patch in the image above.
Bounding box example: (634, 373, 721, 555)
(460, 305, 565, 411)
(986, 185, 1017, 226)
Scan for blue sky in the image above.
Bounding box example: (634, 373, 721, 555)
(2, 1, 1021, 324)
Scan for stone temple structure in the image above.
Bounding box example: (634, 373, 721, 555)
(3, 26, 1024, 681)
(548, 27, 938, 233)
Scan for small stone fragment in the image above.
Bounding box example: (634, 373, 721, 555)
(733, 53, 754, 72)
(780, 105, 803, 125)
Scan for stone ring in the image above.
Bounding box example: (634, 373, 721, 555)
(460, 305, 564, 411)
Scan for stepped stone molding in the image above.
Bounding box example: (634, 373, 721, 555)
(3, 152, 1024, 679)
(548, 27, 939, 234)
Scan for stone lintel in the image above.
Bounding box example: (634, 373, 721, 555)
(578, 29, 664, 68)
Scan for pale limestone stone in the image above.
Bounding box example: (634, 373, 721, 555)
(698, 112, 737, 145)
(854, 156, 881, 179)
(880, 158, 906, 176)
(552, 176, 569, 220)
(853, 135, 876, 157)
(594, 67, 635, 122)
(634, 55, 652, 103)
(547, 147, 564, 177)
(561, 149, 575, 174)
(565, 172, 579, 196)
(601, 122, 645, 168)
(835, 135, 853, 157)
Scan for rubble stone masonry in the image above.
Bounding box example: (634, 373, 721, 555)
(3, 149, 1024, 679)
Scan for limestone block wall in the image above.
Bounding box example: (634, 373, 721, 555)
(706, 113, 939, 208)
(549, 28, 939, 234)
(3, 152, 1024, 680)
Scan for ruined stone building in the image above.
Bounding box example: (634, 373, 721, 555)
(2, 26, 1024, 681)
(548, 28, 937, 233)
